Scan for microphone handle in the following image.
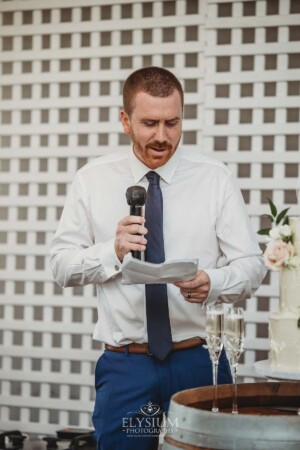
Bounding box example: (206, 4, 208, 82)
(130, 205, 143, 260)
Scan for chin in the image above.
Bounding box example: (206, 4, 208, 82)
(147, 152, 173, 168)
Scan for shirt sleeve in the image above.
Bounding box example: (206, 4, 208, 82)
(49, 174, 121, 287)
(202, 173, 267, 306)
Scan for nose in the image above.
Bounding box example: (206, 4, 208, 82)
(155, 123, 167, 142)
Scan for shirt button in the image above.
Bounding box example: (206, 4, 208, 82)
(114, 265, 119, 271)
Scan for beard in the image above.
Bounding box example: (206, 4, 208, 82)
(130, 130, 181, 169)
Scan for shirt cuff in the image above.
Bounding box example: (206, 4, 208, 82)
(100, 238, 122, 280)
(201, 268, 226, 307)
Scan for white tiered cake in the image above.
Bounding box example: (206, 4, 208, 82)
(269, 217, 300, 373)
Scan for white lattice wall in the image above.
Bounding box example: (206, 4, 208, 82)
(0, 0, 299, 435)
(204, 0, 300, 380)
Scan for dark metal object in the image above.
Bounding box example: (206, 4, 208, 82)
(0, 429, 96, 450)
(43, 437, 59, 450)
(0, 431, 25, 450)
(126, 185, 147, 259)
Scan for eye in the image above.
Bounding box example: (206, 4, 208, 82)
(143, 121, 156, 127)
(166, 119, 179, 127)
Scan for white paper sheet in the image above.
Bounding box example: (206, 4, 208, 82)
(121, 253, 199, 285)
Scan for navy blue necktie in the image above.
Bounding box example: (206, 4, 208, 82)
(145, 171, 172, 360)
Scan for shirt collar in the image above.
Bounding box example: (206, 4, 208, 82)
(129, 146, 181, 184)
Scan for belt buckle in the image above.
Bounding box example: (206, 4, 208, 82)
(147, 345, 153, 356)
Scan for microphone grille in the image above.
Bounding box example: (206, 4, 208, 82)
(126, 186, 146, 206)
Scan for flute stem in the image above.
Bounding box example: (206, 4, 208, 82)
(212, 361, 219, 413)
(232, 363, 238, 414)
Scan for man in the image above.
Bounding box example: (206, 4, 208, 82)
(50, 67, 266, 450)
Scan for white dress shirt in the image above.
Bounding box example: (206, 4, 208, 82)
(50, 147, 266, 345)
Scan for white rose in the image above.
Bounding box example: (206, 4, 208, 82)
(278, 224, 292, 238)
(286, 255, 300, 269)
(263, 240, 294, 271)
(269, 227, 281, 240)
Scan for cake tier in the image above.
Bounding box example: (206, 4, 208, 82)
(269, 268, 300, 373)
(269, 312, 300, 373)
(279, 267, 300, 314)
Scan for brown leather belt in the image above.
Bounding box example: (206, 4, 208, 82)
(105, 337, 206, 355)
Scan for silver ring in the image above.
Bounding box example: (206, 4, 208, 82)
(187, 292, 192, 299)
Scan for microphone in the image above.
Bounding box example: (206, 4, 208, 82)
(126, 186, 147, 260)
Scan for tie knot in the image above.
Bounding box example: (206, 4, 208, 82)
(146, 171, 160, 186)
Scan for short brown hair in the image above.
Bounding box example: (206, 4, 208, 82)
(123, 67, 184, 116)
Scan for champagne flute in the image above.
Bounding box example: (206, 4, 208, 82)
(224, 307, 245, 414)
(205, 304, 224, 413)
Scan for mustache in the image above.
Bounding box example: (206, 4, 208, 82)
(146, 141, 172, 150)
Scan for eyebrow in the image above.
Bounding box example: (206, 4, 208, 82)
(141, 117, 181, 122)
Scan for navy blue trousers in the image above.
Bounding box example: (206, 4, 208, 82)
(92, 345, 232, 450)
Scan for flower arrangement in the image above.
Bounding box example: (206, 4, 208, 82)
(258, 199, 300, 271)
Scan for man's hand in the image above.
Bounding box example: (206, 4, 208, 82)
(175, 270, 211, 304)
(115, 215, 148, 262)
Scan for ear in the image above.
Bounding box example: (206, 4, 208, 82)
(120, 109, 131, 135)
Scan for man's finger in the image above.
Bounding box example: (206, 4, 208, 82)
(175, 270, 208, 288)
(118, 215, 145, 226)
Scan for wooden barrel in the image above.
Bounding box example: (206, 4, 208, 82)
(162, 382, 300, 450)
